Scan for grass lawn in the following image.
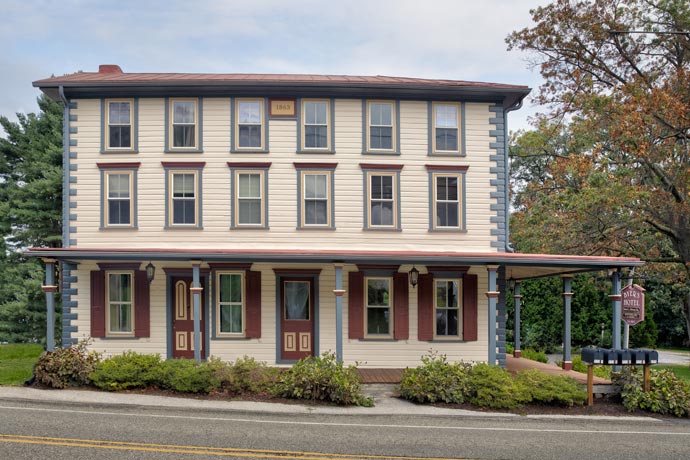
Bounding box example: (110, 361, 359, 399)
(0, 344, 43, 386)
(654, 365, 690, 382)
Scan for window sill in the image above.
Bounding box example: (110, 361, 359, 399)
(362, 151, 400, 156)
(296, 226, 336, 231)
(164, 226, 204, 230)
(230, 149, 269, 154)
(99, 226, 138, 231)
(427, 339, 468, 343)
(230, 226, 270, 230)
(363, 227, 402, 232)
(165, 149, 204, 154)
(358, 338, 398, 342)
(428, 228, 467, 233)
(296, 149, 335, 154)
(212, 335, 250, 341)
(100, 149, 139, 154)
(428, 152, 465, 157)
(101, 336, 138, 340)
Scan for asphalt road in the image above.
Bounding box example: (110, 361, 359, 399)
(1, 400, 690, 460)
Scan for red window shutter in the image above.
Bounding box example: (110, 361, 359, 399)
(90, 271, 106, 338)
(348, 271, 364, 339)
(417, 274, 433, 341)
(393, 272, 409, 340)
(134, 271, 150, 337)
(463, 274, 478, 341)
(245, 271, 262, 338)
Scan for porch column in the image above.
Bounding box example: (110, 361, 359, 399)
(513, 281, 522, 358)
(562, 275, 573, 370)
(42, 258, 57, 351)
(191, 261, 202, 362)
(486, 265, 499, 366)
(333, 264, 345, 363)
(610, 270, 622, 351)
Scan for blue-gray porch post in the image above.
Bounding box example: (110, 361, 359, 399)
(42, 258, 57, 351)
(611, 270, 622, 350)
(191, 262, 202, 362)
(513, 281, 522, 358)
(334, 264, 344, 362)
(562, 275, 573, 370)
(486, 266, 499, 365)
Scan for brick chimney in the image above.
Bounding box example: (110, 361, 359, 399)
(98, 64, 123, 74)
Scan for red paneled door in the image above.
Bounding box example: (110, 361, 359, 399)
(171, 277, 205, 359)
(280, 278, 315, 360)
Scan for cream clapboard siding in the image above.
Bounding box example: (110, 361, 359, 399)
(72, 261, 489, 366)
(70, 99, 498, 251)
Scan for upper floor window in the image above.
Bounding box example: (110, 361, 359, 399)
(217, 272, 244, 336)
(228, 162, 271, 229)
(105, 99, 133, 150)
(301, 99, 331, 151)
(426, 166, 467, 232)
(166, 98, 201, 152)
(430, 102, 463, 155)
(366, 277, 393, 337)
(364, 100, 399, 154)
(107, 271, 134, 335)
(435, 279, 461, 338)
(98, 163, 139, 229)
(234, 99, 266, 151)
(163, 162, 204, 229)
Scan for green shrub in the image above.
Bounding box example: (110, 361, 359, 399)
(467, 363, 530, 409)
(614, 367, 690, 417)
(218, 356, 280, 394)
(152, 358, 221, 393)
(398, 352, 472, 404)
(90, 351, 161, 391)
(274, 352, 372, 406)
(515, 370, 586, 407)
(33, 341, 101, 389)
(521, 348, 549, 363)
(568, 355, 612, 380)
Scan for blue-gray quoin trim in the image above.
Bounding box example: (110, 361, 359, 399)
(361, 99, 401, 155)
(275, 273, 320, 364)
(230, 97, 270, 153)
(361, 167, 402, 231)
(427, 169, 468, 232)
(61, 262, 79, 346)
(296, 98, 336, 154)
(100, 98, 139, 153)
(98, 166, 140, 229)
(489, 104, 507, 251)
(295, 165, 337, 230)
(427, 101, 466, 157)
(163, 164, 204, 230)
(228, 164, 271, 229)
(164, 97, 204, 153)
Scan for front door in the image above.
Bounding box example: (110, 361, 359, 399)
(280, 278, 315, 360)
(171, 277, 205, 359)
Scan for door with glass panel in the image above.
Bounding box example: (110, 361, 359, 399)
(280, 279, 315, 360)
(171, 277, 205, 359)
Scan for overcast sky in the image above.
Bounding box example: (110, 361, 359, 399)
(1, 0, 546, 136)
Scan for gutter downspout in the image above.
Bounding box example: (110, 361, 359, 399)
(503, 99, 524, 253)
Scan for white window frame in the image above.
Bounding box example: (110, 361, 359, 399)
(104, 170, 134, 228)
(216, 271, 245, 337)
(105, 99, 134, 150)
(168, 170, 199, 227)
(432, 173, 462, 230)
(234, 170, 265, 227)
(432, 102, 461, 154)
(301, 99, 330, 150)
(235, 98, 265, 150)
(367, 171, 398, 229)
(106, 270, 134, 336)
(434, 278, 463, 339)
(364, 276, 393, 338)
(169, 98, 199, 150)
(300, 171, 331, 228)
(366, 100, 396, 152)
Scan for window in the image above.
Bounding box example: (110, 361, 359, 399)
(434, 175, 460, 228)
(365, 100, 398, 153)
(362, 168, 401, 230)
(297, 169, 334, 228)
(366, 277, 392, 336)
(107, 271, 133, 335)
(217, 272, 244, 335)
(229, 165, 269, 228)
(301, 99, 331, 151)
(235, 99, 265, 150)
(430, 102, 463, 154)
(167, 98, 200, 151)
(163, 163, 203, 229)
(106, 172, 133, 226)
(105, 99, 133, 150)
(435, 279, 462, 337)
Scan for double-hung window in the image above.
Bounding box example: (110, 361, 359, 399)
(435, 279, 461, 338)
(105, 99, 133, 150)
(361, 165, 402, 230)
(163, 163, 203, 229)
(106, 172, 133, 226)
(235, 99, 265, 150)
(217, 272, 244, 336)
(365, 277, 392, 336)
(301, 100, 330, 150)
(168, 98, 200, 150)
(228, 164, 270, 229)
(295, 165, 335, 229)
(365, 101, 398, 153)
(107, 271, 134, 335)
(427, 166, 466, 231)
(431, 102, 462, 154)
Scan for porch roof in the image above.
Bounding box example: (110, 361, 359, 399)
(26, 247, 643, 280)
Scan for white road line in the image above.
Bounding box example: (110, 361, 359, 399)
(0, 404, 688, 437)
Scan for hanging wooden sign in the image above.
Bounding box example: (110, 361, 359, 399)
(621, 284, 645, 326)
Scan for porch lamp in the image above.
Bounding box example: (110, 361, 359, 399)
(145, 262, 156, 285)
(409, 266, 419, 288)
